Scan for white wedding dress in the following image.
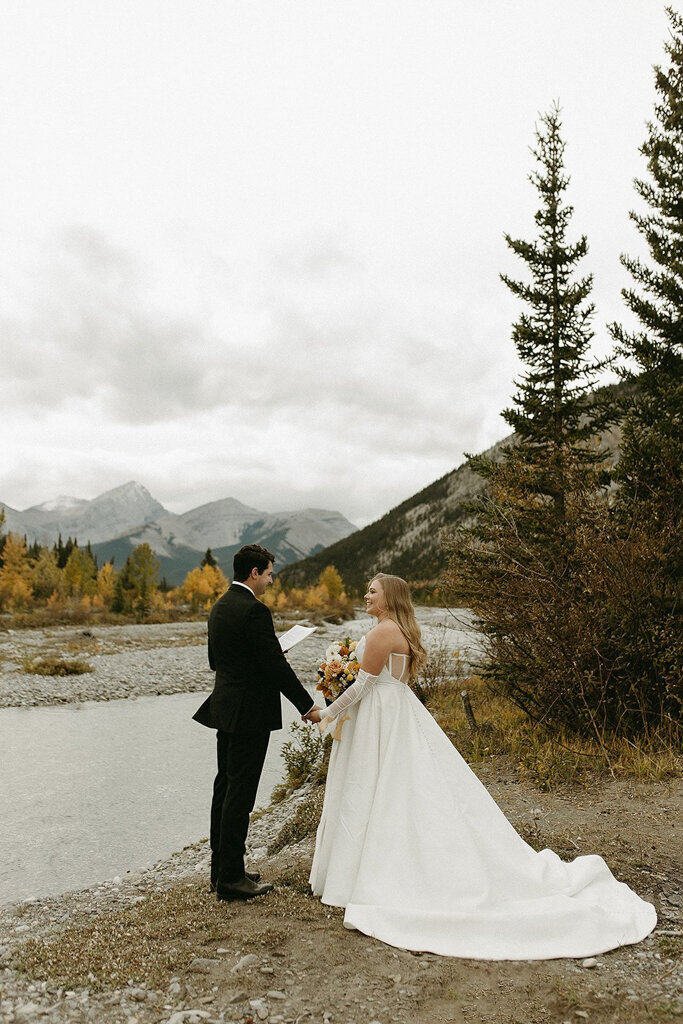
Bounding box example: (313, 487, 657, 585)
(309, 635, 657, 960)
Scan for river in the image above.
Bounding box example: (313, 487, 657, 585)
(0, 690, 309, 905)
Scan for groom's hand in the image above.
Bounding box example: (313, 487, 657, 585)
(302, 705, 322, 723)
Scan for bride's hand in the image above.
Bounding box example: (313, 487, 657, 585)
(302, 706, 323, 723)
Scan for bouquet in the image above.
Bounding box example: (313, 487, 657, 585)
(316, 636, 360, 702)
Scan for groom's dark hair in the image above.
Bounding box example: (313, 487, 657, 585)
(233, 544, 275, 581)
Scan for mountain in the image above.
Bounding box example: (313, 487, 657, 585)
(1, 482, 357, 585)
(1, 482, 165, 545)
(279, 416, 624, 594)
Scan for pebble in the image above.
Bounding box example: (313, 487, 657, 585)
(226, 990, 248, 1004)
(164, 1012, 211, 1024)
(231, 953, 259, 973)
(188, 957, 219, 973)
(581, 957, 598, 968)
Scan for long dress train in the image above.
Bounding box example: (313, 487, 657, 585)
(309, 636, 657, 960)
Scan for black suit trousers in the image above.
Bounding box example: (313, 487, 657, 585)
(210, 727, 270, 883)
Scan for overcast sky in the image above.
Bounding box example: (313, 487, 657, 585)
(0, 1, 667, 527)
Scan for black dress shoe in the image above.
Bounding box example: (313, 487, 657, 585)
(210, 869, 260, 892)
(216, 875, 274, 901)
(210, 855, 260, 891)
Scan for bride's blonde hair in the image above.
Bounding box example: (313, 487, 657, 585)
(370, 573, 427, 676)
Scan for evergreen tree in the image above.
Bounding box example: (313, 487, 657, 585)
(610, 6, 682, 562)
(493, 101, 612, 518)
(85, 540, 98, 571)
(445, 105, 618, 734)
(112, 543, 160, 619)
(0, 506, 6, 568)
(54, 534, 66, 569)
(201, 547, 218, 568)
(606, 7, 683, 726)
(27, 540, 42, 562)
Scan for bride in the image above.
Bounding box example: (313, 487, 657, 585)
(305, 573, 657, 960)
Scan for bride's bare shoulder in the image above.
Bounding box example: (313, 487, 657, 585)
(367, 619, 406, 649)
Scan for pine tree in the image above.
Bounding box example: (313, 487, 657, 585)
(201, 547, 218, 568)
(112, 543, 160, 619)
(605, 7, 683, 727)
(54, 534, 66, 569)
(610, 6, 682, 562)
(0, 506, 6, 568)
(444, 105, 619, 734)
(493, 102, 612, 517)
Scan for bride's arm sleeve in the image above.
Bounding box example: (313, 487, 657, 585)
(318, 668, 381, 725)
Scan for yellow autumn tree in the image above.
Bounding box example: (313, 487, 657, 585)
(318, 565, 345, 601)
(31, 548, 63, 601)
(96, 562, 117, 606)
(0, 533, 34, 611)
(181, 563, 229, 612)
(63, 546, 97, 597)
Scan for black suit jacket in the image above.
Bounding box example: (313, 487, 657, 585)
(192, 583, 314, 733)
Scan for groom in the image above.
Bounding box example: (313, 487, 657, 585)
(193, 544, 320, 901)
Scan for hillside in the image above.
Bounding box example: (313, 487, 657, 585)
(277, 438, 501, 593)
(279, 415, 623, 594)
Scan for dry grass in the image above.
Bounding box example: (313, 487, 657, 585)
(21, 654, 94, 676)
(11, 868, 328, 992)
(268, 786, 326, 855)
(427, 675, 682, 790)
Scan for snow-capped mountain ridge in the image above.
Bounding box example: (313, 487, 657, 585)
(1, 482, 357, 581)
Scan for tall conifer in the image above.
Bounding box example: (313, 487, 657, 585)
(610, 6, 682, 560)
(445, 105, 616, 733)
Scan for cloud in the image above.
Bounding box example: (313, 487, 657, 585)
(1, 224, 517, 521)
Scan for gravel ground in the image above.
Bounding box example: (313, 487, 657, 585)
(0, 610, 477, 710)
(0, 776, 681, 1024)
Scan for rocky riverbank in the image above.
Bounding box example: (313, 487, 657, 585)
(1, 615, 680, 1022)
(0, 610, 478, 710)
(0, 620, 356, 710)
(1, 771, 681, 1024)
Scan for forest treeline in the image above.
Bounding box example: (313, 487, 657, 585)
(0, 532, 353, 624)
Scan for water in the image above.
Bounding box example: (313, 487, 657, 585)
(0, 690, 310, 904)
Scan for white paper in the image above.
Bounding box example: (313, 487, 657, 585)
(278, 624, 318, 652)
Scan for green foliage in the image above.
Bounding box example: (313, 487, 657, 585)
(112, 543, 160, 619)
(200, 547, 217, 568)
(610, 5, 682, 605)
(278, 721, 330, 791)
(267, 785, 326, 855)
(445, 107, 636, 737)
(477, 103, 612, 525)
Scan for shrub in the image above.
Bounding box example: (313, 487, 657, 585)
(22, 655, 94, 676)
